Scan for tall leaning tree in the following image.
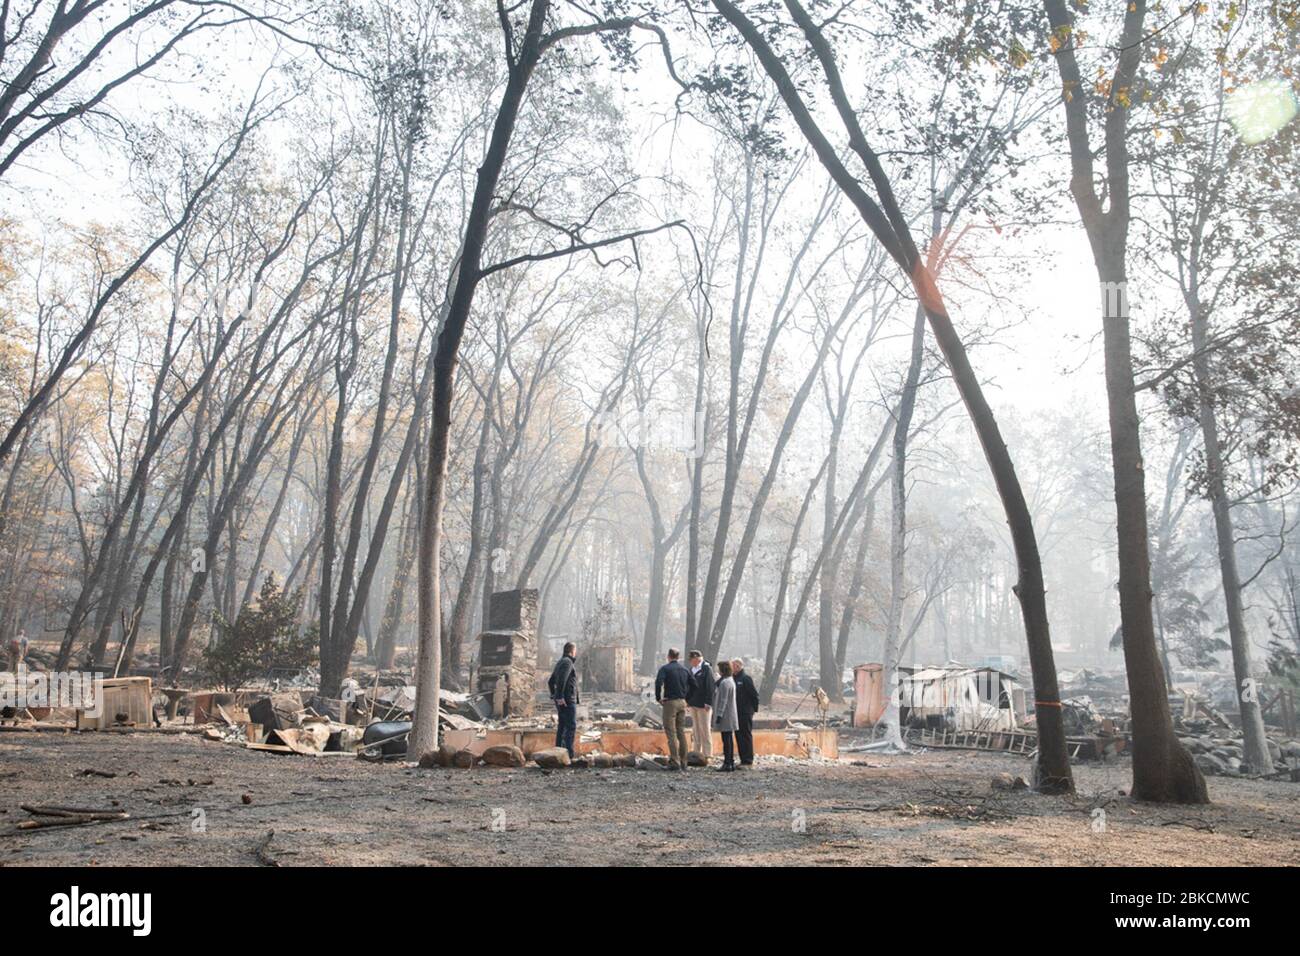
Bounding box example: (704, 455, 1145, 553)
(407, 0, 687, 761)
(709, 0, 1073, 793)
(1042, 0, 1206, 802)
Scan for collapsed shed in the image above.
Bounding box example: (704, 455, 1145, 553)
(853, 663, 1026, 732)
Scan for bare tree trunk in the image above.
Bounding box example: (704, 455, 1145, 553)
(1191, 306, 1273, 773)
(410, 0, 687, 757)
(760, 456, 829, 706)
(880, 306, 927, 748)
(1151, 432, 1192, 688)
(817, 378, 845, 699)
(1043, 0, 1204, 802)
(834, 490, 877, 676)
(445, 409, 492, 688)
(715, 0, 1074, 793)
(684, 409, 706, 645)
(57, 314, 251, 669)
(375, 498, 417, 670)
(1101, 254, 1207, 801)
(700, 290, 862, 663)
(412, 0, 551, 761)
(633, 425, 689, 675)
(241, 407, 313, 610)
(695, 163, 754, 651)
(640, 544, 669, 672)
(170, 346, 311, 673)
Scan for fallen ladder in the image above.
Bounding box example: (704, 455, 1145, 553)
(909, 726, 1084, 759)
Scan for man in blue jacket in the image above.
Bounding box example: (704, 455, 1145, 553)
(655, 648, 694, 770)
(686, 650, 715, 761)
(548, 642, 579, 758)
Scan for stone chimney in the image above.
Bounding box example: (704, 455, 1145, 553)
(475, 589, 539, 717)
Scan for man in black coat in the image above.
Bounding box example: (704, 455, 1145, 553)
(548, 642, 579, 757)
(731, 657, 760, 767)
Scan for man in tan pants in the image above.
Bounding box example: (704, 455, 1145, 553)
(686, 650, 715, 759)
(654, 648, 693, 770)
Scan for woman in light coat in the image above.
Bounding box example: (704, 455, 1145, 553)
(712, 660, 739, 771)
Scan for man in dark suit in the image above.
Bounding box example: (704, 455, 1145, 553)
(732, 657, 760, 768)
(548, 642, 579, 757)
(686, 650, 715, 761)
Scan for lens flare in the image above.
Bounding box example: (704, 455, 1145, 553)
(1226, 78, 1298, 145)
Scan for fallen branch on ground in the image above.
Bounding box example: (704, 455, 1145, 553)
(17, 805, 130, 829)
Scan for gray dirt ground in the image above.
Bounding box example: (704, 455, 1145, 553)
(2, 731, 1297, 866)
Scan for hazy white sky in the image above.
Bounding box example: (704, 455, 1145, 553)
(1, 9, 1113, 432)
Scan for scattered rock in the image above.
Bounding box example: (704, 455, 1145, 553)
(1194, 753, 1227, 776)
(481, 745, 526, 768)
(450, 749, 478, 769)
(686, 751, 707, 767)
(990, 773, 1027, 791)
(435, 743, 459, 767)
(531, 747, 571, 769)
(241, 793, 253, 805)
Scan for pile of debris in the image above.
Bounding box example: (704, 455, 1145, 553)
(1057, 669, 1131, 716)
(1181, 734, 1300, 778)
(346, 681, 492, 729)
(198, 692, 363, 756)
(3, 658, 841, 766)
(192, 681, 507, 757)
(1059, 696, 1105, 735)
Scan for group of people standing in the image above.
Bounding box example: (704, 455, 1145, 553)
(656, 648, 759, 771)
(546, 643, 761, 772)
